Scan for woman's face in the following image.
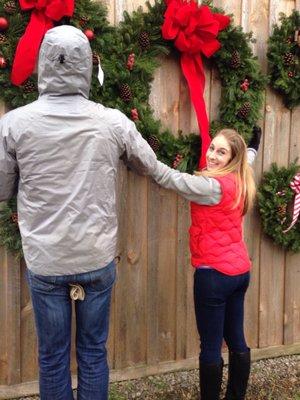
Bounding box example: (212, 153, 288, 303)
(206, 135, 232, 171)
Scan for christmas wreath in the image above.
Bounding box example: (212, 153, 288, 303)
(0, 0, 266, 256)
(258, 162, 300, 252)
(267, 10, 300, 109)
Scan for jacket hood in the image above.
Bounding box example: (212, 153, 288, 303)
(38, 25, 92, 98)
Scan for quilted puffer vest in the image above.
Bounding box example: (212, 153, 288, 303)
(189, 173, 251, 275)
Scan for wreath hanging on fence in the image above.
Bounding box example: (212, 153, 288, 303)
(258, 162, 300, 253)
(0, 0, 266, 257)
(267, 10, 300, 109)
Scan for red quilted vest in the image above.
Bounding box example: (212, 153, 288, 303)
(189, 173, 251, 275)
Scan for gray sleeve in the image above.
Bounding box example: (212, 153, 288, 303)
(0, 119, 19, 202)
(152, 161, 221, 205)
(116, 111, 157, 175)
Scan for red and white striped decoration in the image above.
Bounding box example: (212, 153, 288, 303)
(283, 173, 300, 233)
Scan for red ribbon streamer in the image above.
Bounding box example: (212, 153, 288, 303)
(161, 0, 230, 168)
(11, 0, 74, 86)
(283, 174, 300, 233)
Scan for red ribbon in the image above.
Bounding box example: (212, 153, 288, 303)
(283, 174, 300, 233)
(161, 0, 230, 168)
(11, 0, 74, 86)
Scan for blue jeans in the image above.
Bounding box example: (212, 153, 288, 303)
(194, 268, 250, 365)
(27, 260, 116, 400)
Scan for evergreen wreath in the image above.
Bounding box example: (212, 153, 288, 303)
(267, 10, 300, 109)
(0, 0, 266, 257)
(258, 162, 300, 253)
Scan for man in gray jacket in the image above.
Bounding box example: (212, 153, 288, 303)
(0, 24, 259, 400)
(0, 25, 161, 400)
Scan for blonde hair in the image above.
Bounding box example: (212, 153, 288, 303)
(196, 129, 256, 214)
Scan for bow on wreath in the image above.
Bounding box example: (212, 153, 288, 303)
(11, 0, 74, 86)
(161, 0, 230, 168)
(283, 173, 300, 233)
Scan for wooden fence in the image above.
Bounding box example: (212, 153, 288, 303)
(0, 0, 300, 397)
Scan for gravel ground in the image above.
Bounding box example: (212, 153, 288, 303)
(11, 355, 300, 400)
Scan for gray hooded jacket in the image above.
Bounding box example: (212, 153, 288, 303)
(0, 26, 162, 275)
(0, 26, 253, 276)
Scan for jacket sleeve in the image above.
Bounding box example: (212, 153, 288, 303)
(152, 161, 221, 205)
(0, 118, 19, 202)
(115, 111, 157, 176)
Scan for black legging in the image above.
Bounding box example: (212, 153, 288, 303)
(194, 268, 250, 364)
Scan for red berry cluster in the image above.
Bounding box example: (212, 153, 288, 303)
(131, 108, 139, 121)
(11, 212, 18, 224)
(240, 78, 250, 92)
(0, 56, 7, 68)
(173, 154, 183, 169)
(126, 53, 135, 71)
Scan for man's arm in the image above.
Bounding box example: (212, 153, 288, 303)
(0, 119, 19, 201)
(116, 111, 157, 176)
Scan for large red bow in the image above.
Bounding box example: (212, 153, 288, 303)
(11, 0, 74, 86)
(162, 0, 230, 168)
(283, 174, 300, 233)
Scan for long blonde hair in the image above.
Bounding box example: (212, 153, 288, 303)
(196, 129, 256, 214)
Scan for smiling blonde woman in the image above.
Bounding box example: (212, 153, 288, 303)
(153, 127, 261, 400)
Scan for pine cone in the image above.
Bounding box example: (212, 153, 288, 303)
(147, 135, 160, 153)
(277, 204, 287, 217)
(119, 83, 132, 102)
(138, 31, 150, 51)
(79, 16, 89, 27)
(173, 154, 183, 169)
(11, 212, 18, 224)
(230, 50, 241, 69)
(0, 34, 7, 43)
(92, 52, 99, 66)
(23, 81, 36, 94)
(283, 52, 294, 66)
(4, 1, 17, 14)
(237, 102, 251, 119)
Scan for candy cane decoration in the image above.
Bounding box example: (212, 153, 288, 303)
(283, 173, 300, 233)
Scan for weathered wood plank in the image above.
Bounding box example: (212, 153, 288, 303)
(149, 56, 181, 136)
(123, 171, 148, 366)
(284, 105, 300, 345)
(20, 260, 38, 382)
(175, 196, 190, 360)
(241, 0, 269, 349)
(3, 252, 21, 385)
(146, 180, 161, 365)
(156, 188, 178, 362)
(258, 0, 294, 349)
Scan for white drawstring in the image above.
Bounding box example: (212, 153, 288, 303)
(97, 56, 104, 86)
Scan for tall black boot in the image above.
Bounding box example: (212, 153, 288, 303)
(199, 360, 223, 400)
(224, 349, 251, 400)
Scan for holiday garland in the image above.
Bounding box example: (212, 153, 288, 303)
(267, 10, 300, 109)
(0, 0, 266, 257)
(258, 162, 300, 253)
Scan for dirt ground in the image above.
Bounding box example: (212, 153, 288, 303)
(11, 355, 300, 400)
